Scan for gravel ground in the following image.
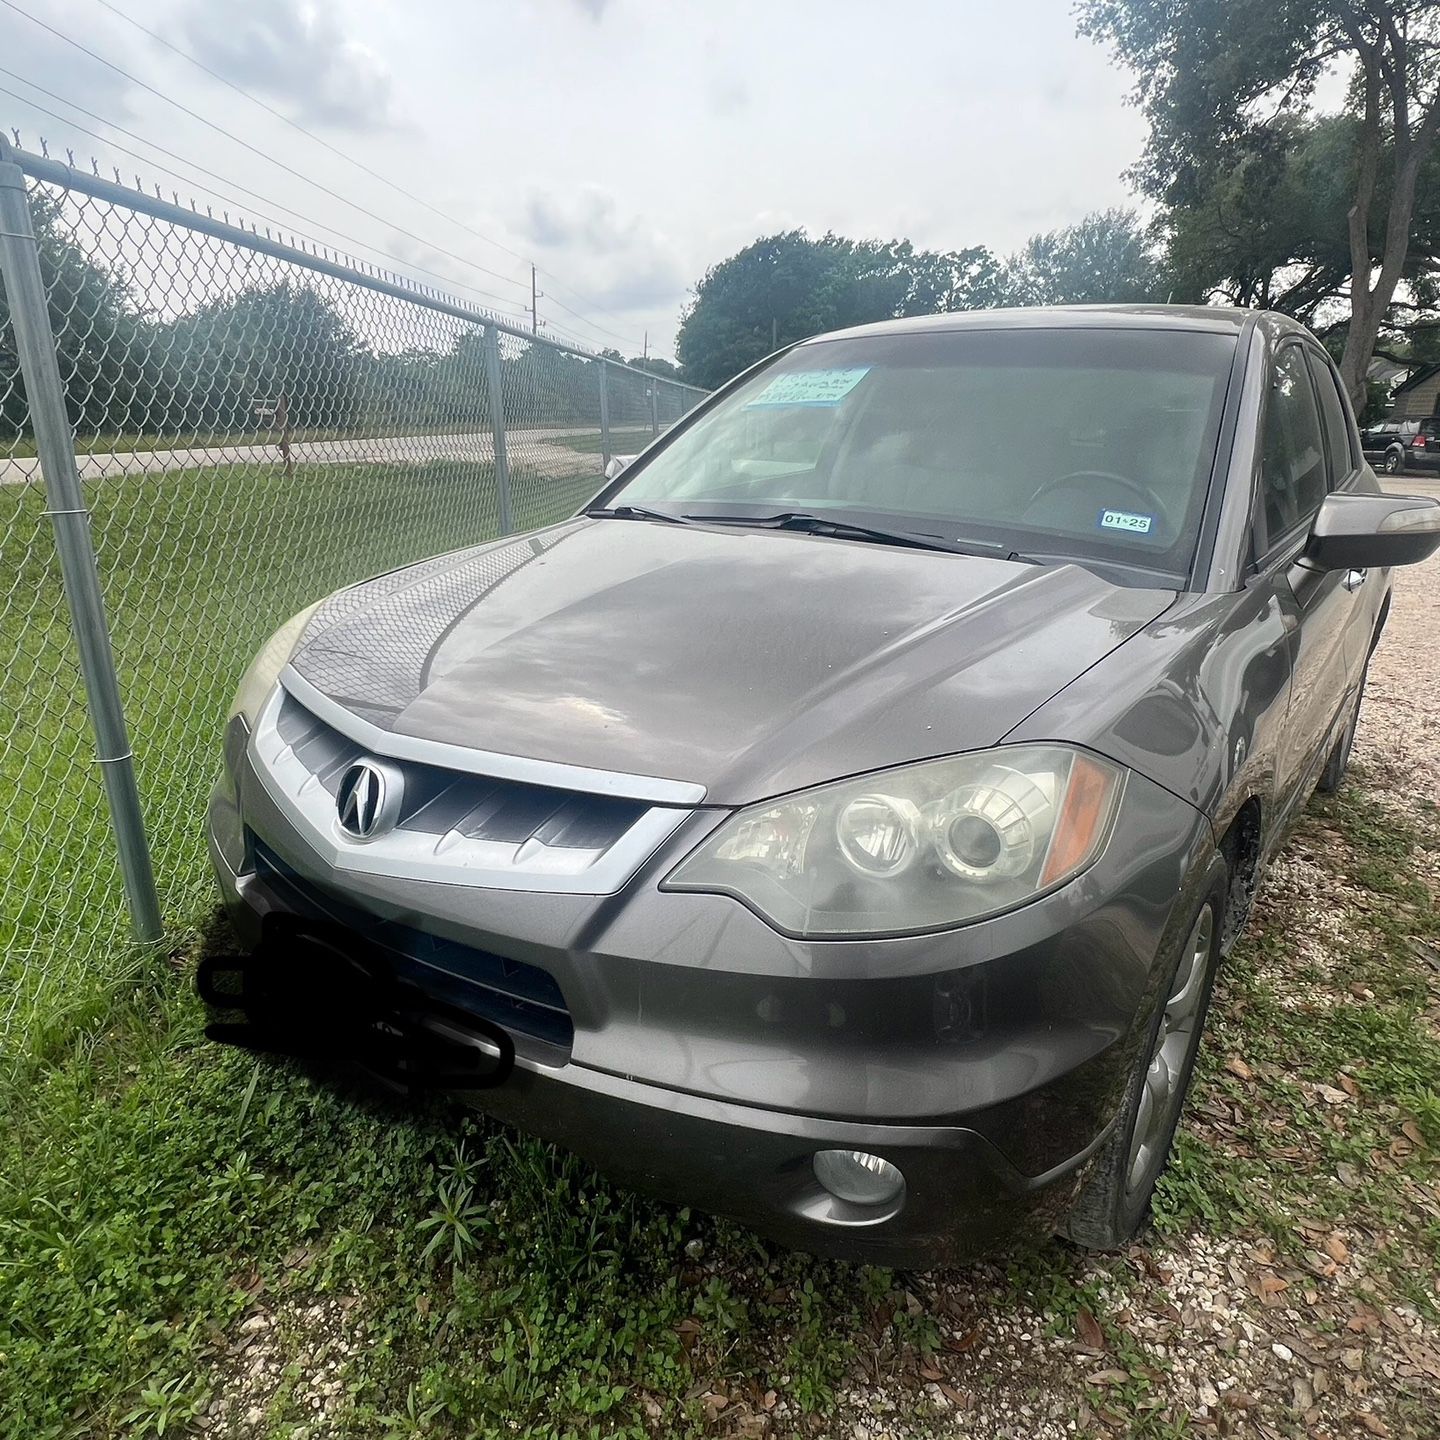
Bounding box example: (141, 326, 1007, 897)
(1356, 546, 1440, 797)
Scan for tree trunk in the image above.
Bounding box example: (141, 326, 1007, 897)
(1338, 35, 1384, 412)
(1336, 15, 1440, 413)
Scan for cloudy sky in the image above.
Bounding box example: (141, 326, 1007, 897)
(2, 0, 1151, 360)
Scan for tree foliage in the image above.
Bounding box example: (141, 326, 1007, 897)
(624, 356, 681, 380)
(1000, 209, 1165, 306)
(163, 281, 363, 431)
(0, 196, 166, 436)
(0, 205, 630, 440)
(1079, 0, 1440, 404)
(674, 216, 1169, 388)
(675, 231, 1001, 390)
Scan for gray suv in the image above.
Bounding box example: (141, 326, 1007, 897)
(207, 307, 1440, 1266)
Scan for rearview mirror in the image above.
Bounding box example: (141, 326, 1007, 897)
(603, 455, 635, 482)
(1304, 492, 1440, 570)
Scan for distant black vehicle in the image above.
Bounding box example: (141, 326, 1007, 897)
(1361, 417, 1440, 475)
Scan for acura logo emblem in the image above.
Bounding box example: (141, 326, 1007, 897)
(336, 758, 403, 840)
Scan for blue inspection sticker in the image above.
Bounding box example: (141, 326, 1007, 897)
(745, 367, 871, 409)
(1098, 508, 1154, 535)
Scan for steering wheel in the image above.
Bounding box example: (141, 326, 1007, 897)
(1020, 470, 1165, 529)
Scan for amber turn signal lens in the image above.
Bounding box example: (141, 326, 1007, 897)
(1040, 753, 1120, 888)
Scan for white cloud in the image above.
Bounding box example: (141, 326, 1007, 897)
(0, 0, 1152, 360)
(1, 2, 143, 151)
(520, 186, 686, 318)
(176, 0, 396, 132)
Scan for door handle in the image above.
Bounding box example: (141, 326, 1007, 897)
(1343, 568, 1367, 592)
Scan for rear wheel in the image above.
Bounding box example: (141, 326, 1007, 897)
(1383, 448, 1404, 475)
(1064, 890, 1223, 1249)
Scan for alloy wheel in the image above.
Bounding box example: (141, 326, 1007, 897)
(1125, 905, 1214, 1196)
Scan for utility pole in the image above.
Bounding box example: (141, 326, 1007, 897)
(643, 329, 648, 362)
(529, 263, 540, 333)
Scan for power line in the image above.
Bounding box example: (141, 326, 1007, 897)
(90, 0, 653, 353)
(2, 86, 622, 360)
(0, 77, 535, 324)
(2, 0, 536, 300)
(0, 72, 529, 319)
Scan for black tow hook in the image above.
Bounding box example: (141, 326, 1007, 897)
(196, 927, 515, 1092)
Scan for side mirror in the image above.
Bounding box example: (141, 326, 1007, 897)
(603, 455, 635, 482)
(1304, 492, 1440, 570)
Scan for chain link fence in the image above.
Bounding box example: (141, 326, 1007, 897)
(0, 141, 706, 1078)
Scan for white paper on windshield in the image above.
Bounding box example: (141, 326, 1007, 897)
(745, 367, 871, 408)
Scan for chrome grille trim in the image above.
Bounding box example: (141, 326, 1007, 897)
(249, 683, 693, 894)
(279, 664, 706, 806)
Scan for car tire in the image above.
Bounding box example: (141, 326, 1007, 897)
(1316, 661, 1368, 794)
(1383, 449, 1404, 475)
(1062, 883, 1224, 1250)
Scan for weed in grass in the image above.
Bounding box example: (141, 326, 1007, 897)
(120, 1373, 208, 1438)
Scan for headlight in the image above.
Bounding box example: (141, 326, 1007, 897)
(666, 745, 1124, 937)
(227, 600, 324, 724)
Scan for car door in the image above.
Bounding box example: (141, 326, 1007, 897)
(1307, 347, 1382, 687)
(1257, 343, 1361, 820)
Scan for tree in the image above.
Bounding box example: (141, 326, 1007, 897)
(999, 209, 1165, 306)
(1, 194, 166, 438)
(625, 355, 681, 380)
(675, 230, 1000, 389)
(164, 280, 362, 431)
(1079, 0, 1440, 407)
(1160, 115, 1440, 365)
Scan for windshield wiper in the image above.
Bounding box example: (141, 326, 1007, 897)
(682, 511, 1020, 558)
(586, 503, 688, 525)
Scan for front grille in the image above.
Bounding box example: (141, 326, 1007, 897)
(274, 687, 648, 851)
(252, 840, 573, 1063)
(251, 686, 684, 894)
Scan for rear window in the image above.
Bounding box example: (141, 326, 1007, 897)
(612, 327, 1237, 580)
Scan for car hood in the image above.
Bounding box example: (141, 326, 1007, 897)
(289, 518, 1176, 805)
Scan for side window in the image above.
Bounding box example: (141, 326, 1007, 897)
(1260, 347, 1328, 546)
(1307, 350, 1355, 486)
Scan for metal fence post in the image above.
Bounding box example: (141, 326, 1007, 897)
(597, 360, 611, 469)
(650, 380, 660, 438)
(0, 152, 163, 942)
(482, 323, 513, 535)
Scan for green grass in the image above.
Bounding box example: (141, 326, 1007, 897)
(551, 428, 657, 457)
(0, 456, 594, 1084)
(0, 939, 896, 1438)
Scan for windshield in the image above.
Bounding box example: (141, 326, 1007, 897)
(604, 327, 1237, 579)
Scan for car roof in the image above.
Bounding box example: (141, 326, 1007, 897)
(807, 303, 1308, 345)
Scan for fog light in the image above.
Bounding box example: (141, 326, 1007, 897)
(812, 1149, 904, 1206)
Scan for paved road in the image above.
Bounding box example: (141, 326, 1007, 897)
(1384, 472, 1440, 498)
(0, 423, 660, 487)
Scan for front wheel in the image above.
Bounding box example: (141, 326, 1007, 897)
(1063, 891, 1223, 1249)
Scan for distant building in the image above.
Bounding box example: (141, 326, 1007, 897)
(1390, 362, 1440, 420)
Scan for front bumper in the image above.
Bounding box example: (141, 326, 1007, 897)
(208, 726, 1215, 1266)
